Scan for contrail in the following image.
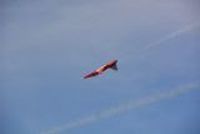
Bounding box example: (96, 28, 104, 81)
(42, 82, 200, 134)
(143, 22, 200, 50)
(114, 21, 200, 62)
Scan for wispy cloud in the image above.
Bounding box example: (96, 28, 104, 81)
(41, 82, 200, 134)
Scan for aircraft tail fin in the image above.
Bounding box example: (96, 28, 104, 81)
(111, 63, 118, 71)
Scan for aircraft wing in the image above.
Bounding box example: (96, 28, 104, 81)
(84, 71, 99, 79)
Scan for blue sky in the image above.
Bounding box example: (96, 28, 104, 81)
(1, 0, 200, 134)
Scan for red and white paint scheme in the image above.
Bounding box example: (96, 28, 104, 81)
(83, 59, 118, 79)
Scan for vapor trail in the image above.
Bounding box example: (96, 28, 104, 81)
(42, 82, 200, 134)
(115, 21, 200, 62)
(143, 22, 200, 50)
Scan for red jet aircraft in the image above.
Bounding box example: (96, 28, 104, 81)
(84, 59, 118, 79)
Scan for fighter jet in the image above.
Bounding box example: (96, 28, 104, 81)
(84, 59, 118, 79)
